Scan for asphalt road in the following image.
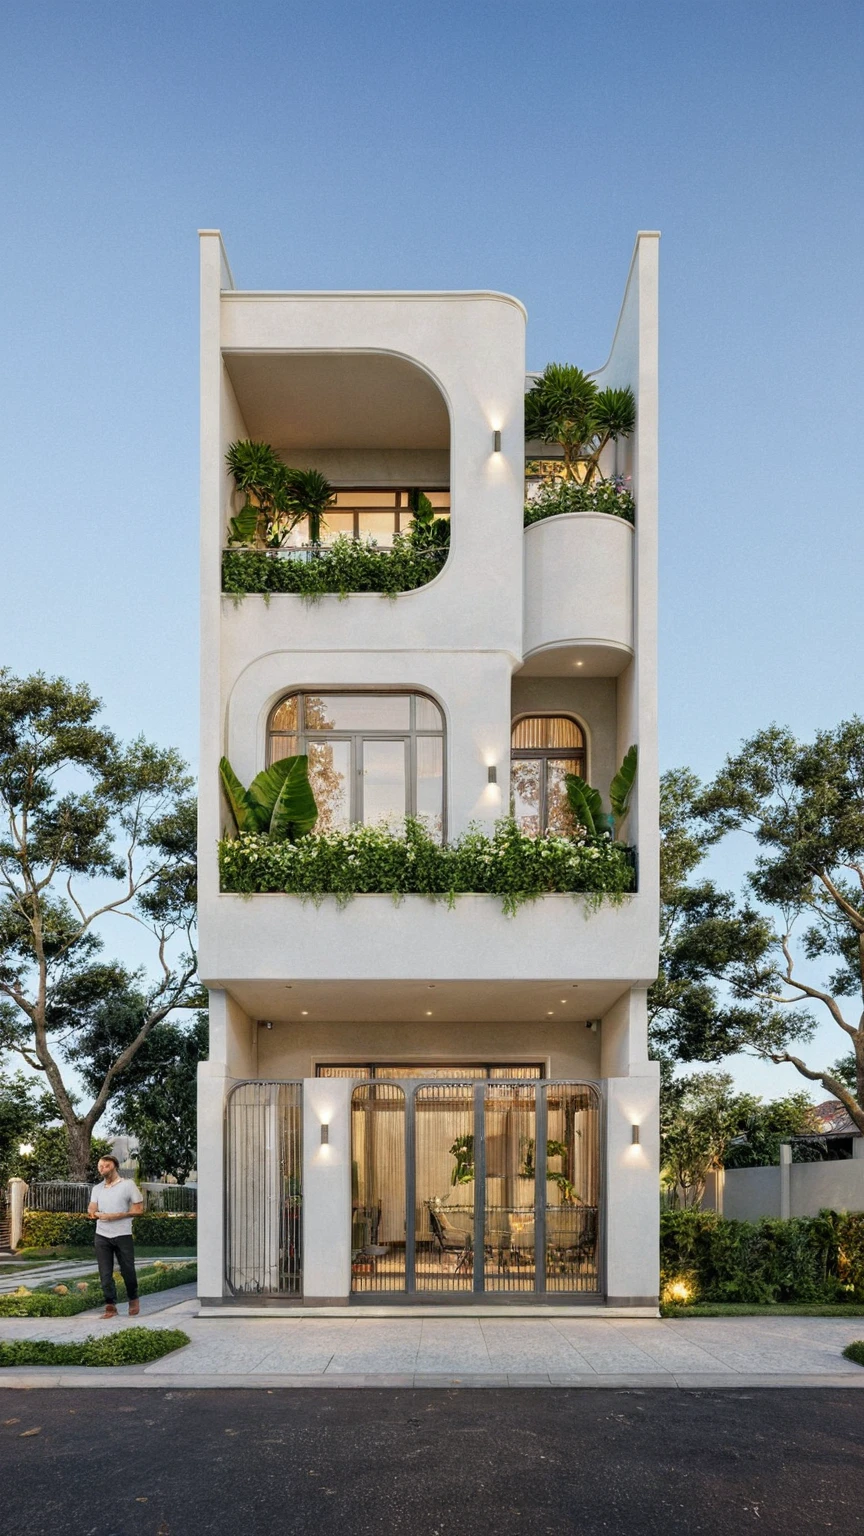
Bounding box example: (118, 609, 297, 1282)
(0, 1388, 862, 1535)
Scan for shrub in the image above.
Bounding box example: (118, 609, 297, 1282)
(660, 1210, 864, 1306)
(524, 475, 635, 528)
(843, 1341, 864, 1367)
(20, 1210, 197, 1250)
(219, 817, 635, 914)
(0, 1261, 196, 1317)
(222, 535, 446, 599)
(0, 1328, 189, 1367)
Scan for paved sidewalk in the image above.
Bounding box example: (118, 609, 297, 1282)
(1, 1294, 863, 1387)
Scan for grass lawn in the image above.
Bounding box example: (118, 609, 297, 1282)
(11, 1244, 196, 1262)
(662, 1302, 864, 1318)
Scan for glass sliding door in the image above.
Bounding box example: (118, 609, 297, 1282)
(544, 1084, 600, 1293)
(483, 1082, 538, 1293)
(344, 1076, 601, 1300)
(414, 1083, 475, 1293)
(350, 1083, 406, 1294)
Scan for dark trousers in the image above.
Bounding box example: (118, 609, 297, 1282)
(95, 1233, 138, 1303)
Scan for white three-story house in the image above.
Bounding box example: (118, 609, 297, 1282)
(196, 229, 660, 1312)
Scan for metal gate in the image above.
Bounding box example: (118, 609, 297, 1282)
(226, 1081, 303, 1295)
(350, 1079, 601, 1299)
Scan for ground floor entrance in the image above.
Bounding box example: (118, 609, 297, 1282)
(350, 1078, 601, 1299)
(224, 1074, 602, 1302)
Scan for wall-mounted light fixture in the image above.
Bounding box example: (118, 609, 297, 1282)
(631, 1124, 640, 1145)
(492, 430, 501, 453)
(487, 765, 498, 784)
(320, 1123, 329, 1146)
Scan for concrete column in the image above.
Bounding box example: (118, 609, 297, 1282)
(853, 1137, 864, 1161)
(302, 1078, 352, 1304)
(600, 988, 652, 1077)
(780, 1142, 792, 1220)
(196, 1060, 232, 1301)
(604, 1075, 660, 1307)
(8, 1179, 28, 1251)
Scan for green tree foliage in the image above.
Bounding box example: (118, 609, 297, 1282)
(0, 1068, 54, 1182)
(0, 672, 198, 1180)
(524, 364, 635, 482)
(86, 1011, 208, 1181)
(660, 1069, 818, 1206)
(651, 720, 864, 1133)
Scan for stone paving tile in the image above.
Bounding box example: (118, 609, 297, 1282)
(478, 1320, 588, 1372)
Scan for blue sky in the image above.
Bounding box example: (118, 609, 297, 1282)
(1, 1, 862, 1098)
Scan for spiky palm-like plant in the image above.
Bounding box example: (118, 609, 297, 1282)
(525, 364, 636, 483)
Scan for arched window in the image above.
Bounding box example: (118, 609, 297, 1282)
(511, 716, 585, 836)
(269, 690, 445, 837)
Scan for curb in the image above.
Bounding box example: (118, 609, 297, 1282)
(1, 1369, 863, 1390)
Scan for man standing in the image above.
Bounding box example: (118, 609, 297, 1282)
(88, 1155, 144, 1320)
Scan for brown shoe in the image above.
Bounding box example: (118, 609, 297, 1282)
(128, 1299, 140, 1317)
(100, 1305, 118, 1319)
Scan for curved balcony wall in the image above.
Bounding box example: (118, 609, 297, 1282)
(522, 512, 633, 676)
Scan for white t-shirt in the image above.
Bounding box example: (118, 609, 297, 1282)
(90, 1178, 143, 1238)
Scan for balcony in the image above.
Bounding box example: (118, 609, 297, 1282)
(522, 510, 634, 676)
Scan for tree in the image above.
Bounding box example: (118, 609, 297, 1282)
(660, 1070, 819, 1206)
(0, 1067, 52, 1182)
(84, 1010, 208, 1182)
(0, 672, 198, 1180)
(524, 364, 635, 482)
(660, 1071, 750, 1208)
(651, 721, 864, 1134)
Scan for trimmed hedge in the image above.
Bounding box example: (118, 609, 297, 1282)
(0, 1328, 189, 1367)
(843, 1341, 864, 1367)
(21, 1210, 197, 1250)
(661, 1209, 864, 1306)
(0, 1261, 196, 1317)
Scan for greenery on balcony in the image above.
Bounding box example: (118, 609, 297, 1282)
(524, 363, 635, 482)
(221, 439, 450, 598)
(222, 535, 447, 599)
(524, 474, 635, 528)
(218, 817, 636, 915)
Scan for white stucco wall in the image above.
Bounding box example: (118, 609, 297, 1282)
(523, 512, 634, 663)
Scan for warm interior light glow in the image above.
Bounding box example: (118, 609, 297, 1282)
(301, 1010, 309, 1016)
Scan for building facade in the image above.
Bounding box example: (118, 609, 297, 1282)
(196, 229, 660, 1310)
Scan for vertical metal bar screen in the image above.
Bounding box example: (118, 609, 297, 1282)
(226, 1081, 303, 1295)
(350, 1083, 406, 1294)
(543, 1083, 601, 1294)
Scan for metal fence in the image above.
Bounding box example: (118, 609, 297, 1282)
(226, 1081, 303, 1296)
(24, 1181, 197, 1214)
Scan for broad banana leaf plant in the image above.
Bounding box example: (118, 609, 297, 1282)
(565, 745, 637, 839)
(219, 755, 318, 840)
